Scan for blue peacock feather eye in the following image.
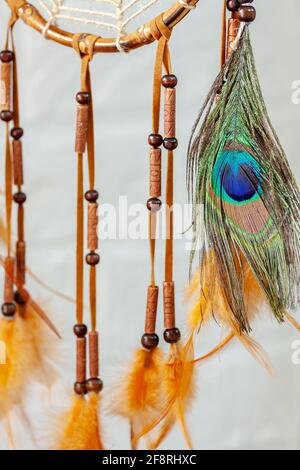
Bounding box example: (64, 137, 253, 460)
(212, 149, 263, 205)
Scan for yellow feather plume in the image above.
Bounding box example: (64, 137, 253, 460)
(0, 303, 59, 418)
(58, 393, 104, 450)
(187, 251, 272, 372)
(111, 348, 165, 449)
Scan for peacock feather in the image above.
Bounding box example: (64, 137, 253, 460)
(187, 26, 300, 334)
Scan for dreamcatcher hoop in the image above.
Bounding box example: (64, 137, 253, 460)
(5, 0, 199, 53)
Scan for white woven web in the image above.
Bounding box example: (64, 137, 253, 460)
(35, 0, 175, 38)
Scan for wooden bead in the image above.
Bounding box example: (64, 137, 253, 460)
(16, 241, 26, 286)
(73, 323, 87, 337)
(89, 331, 99, 378)
(14, 290, 27, 305)
(150, 148, 161, 198)
(227, 18, 240, 59)
(0, 62, 11, 112)
(237, 5, 256, 22)
(164, 88, 176, 138)
(163, 137, 178, 150)
(226, 0, 240, 12)
(74, 381, 87, 395)
(4, 257, 14, 304)
(12, 140, 24, 186)
(13, 191, 26, 204)
(0, 110, 13, 121)
(0, 50, 14, 63)
(88, 203, 98, 251)
(164, 327, 181, 344)
(86, 377, 103, 393)
(76, 337, 86, 383)
(141, 333, 159, 350)
(161, 74, 177, 88)
(1, 302, 16, 317)
(86, 252, 100, 266)
(146, 197, 161, 212)
(11, 127, 23, 140)
(85, 189, 99, 202)
(144, 286, 159, 334)
(163, 281, 175, 330)
(76, 92, 90, 105)
(75, 105, 89, 154)
(148, 133, 163, 148)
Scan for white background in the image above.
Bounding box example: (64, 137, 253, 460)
(0, 0, 300, 450)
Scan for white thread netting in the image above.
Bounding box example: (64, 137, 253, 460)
(32, 0, 175, 37)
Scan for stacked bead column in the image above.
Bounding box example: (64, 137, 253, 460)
(0, 48, 16, 319)
(226, 1, 256, 57)
(162, 74, 181, 345)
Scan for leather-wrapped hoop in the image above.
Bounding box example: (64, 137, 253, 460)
(6, 0, 199, 54)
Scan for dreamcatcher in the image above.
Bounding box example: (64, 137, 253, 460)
(0, 0, 299, 451)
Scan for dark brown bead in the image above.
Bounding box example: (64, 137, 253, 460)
(85, 189, 99, 203)
(86, 377, 103, 393)
(0, 110, 13, 122)
(76, 92, 90, 105)
(146, 197, 162, 212)
(11, 127, 24, 140)
(74, 381, 87, 395)
(237, 5, 256, 22)
(13, 192, 26, 204)
(1, 302, 16, 317)
(161, 74, 178, 89)
(226, 0, 240, 11)
(0, 50, 14, 63)
(86, 252, 100, 266)
(73, 323, 88, 337)
(141, 333, 159, 350)
(163, 137, 178, 150)
(164, 327, 181, 344)
(14, 290, 27, 305)
(148, 133, 163, 148)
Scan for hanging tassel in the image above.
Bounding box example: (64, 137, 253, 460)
(187, 8, 300, 354)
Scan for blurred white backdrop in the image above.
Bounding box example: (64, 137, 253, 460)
(0, 0, 299, 450)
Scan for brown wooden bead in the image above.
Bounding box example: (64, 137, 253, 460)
(150, 148, 161, 198)
(73, 323, 88, 337)
(12, 140, 24, 186)
(148, 133, 163, 148)
(11, 127, 23, 140)
(85, 189, 99, 202)
(163, 281, 175, 330)
(76, 337, 86, 383)
(237, 5, 256, 22)
(74, 381, 87, 395)
(13, 191, 26, 204)
(86, 377, 103, 393)
(164, 88, 176, 139)
(88, 203, 98, 251)
(86, 252, 100, 266)
(144, 286, 159, 334)
(0, 50, 14, 63)
(76, 92, 91, 105)
(146, 197, 161, 212)
(89, 331, 99, 378)
(75, 105, 89, 154)
(0, 60, 11, 111)
(226, 0, 240, 12)
(227, 18, 240, 59)
(163, 137, 178, 150)
(4, 257, 14, 304)
(1, 302, 16, 317)
(14, 290, 27, 305)
(161, 74, 177, 88)
(0, 110, 13, 122)
(164, 327, 181, 344)
(16, 241, 26, 286)
(141, 333, 159, 350)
